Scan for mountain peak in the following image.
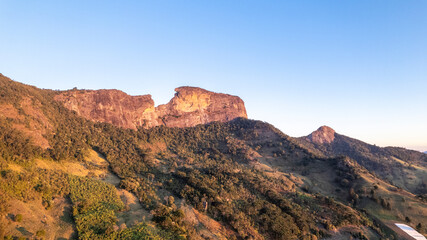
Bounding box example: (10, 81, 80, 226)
(307, 125, 336, 144)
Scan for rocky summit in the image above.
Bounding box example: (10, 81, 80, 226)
(306, 125, 336, 144)
(54, 86, 247, 129)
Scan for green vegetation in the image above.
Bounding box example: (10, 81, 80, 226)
(68, 176, 177, 240)
(0, 120, 42, 162)
(116, 223, 174, 240)
(36, 229, 46, 238)
(0, 165, 70, 204)
(14, 214, 22, 222)
(69, 176, 124, 239)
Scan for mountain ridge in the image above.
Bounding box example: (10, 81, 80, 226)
(54, 86, 247, 130)
(296, 126, 427, 195)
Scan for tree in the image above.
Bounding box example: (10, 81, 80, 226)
(167, 196, 175, 208)
(416, 223, 422, 232)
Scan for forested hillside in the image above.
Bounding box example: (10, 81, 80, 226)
(295, 128, 427, 196)
(0, 74, 426, 239)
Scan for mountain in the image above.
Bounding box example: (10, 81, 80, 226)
(0, 74, 426, 240)
(296, 126, 427, 195)
(54, 86, 247, 130)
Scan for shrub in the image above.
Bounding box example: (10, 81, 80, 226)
(36, 229, 46, 237)
(416, 223, 422, 232)
(14, 213, 23, 222)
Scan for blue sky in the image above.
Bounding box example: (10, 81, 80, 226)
(1, 1, 426, 151)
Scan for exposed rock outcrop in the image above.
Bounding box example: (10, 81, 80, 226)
(54, 86, 247, 129)
(306, 126, 336, 144)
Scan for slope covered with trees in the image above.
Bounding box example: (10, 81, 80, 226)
(295, 129, 427, 196)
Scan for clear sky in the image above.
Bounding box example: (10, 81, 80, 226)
(1, 1, 426, 151)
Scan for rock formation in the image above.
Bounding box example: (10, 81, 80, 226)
(54, 86, 247, 129)
(306, 126, 336, 144)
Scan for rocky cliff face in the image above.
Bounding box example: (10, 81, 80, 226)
(54, 86, 247, 129)
(306, 126, 336, 144)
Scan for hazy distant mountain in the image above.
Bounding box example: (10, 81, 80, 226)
(0, 74, 426, 239)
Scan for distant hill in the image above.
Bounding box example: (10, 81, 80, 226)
(0, 74, 426, 239)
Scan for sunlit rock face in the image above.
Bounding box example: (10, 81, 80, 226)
(55, 86, 247, 129)
(306, 126, 336, 144)
(156, 87, 247, 128)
